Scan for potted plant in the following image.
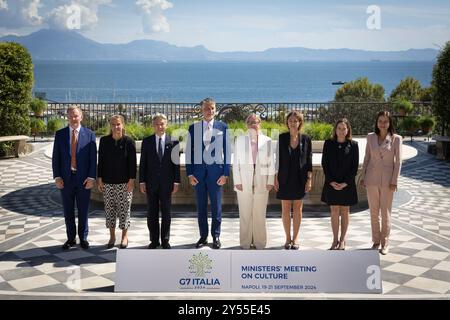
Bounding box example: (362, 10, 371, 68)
(399, 116, 420, 141)
(29, 98, 47, 117)
(30, 118, 46, 141)
(419, 115, 436, 136)
(393, 99, 414, 116)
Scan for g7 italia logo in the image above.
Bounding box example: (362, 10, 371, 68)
(188, 252, 212, 277)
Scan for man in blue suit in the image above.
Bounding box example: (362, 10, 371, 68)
(186, 98, 230, 249)
(52, 105, 97, 250)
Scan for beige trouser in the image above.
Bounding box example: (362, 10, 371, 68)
(366, 186, 394, 247)
(237, 191, 269, 249)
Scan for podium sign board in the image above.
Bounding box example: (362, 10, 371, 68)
(115, 249, 382, 293)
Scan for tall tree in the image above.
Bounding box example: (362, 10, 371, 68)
(432, 41, 450, 135)
(389, 77, 423, 101)
(334, 77, 385, 102)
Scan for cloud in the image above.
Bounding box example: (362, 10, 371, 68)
(46, 0, 111, 30)
(273, 25, 450, 51)
(0, 0, 43, 28)
(135, 0, 173, 33)
(0, 0, 8, 10)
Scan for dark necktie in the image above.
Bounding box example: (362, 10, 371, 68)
(158, 137, 163, 162)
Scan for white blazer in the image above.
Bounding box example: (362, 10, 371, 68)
(233, 133, 275, 193)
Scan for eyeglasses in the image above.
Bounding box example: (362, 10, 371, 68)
(247, 121, 261, 125)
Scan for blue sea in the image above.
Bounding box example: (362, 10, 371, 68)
(33, 61, 434, 103)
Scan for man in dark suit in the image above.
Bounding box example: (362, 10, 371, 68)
(140, 113, 180, 249)
(186, 98, 231, 249)
(52, 105, 97, 250)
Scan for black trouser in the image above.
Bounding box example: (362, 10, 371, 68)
(146, 185, 172, 244)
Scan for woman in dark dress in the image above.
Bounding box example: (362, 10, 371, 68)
(97, 115, 137, 249)
(321, 118, 359, 250)
(275, 111, 312, 250)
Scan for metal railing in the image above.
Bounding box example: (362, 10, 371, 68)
(41, 101, 433, 135)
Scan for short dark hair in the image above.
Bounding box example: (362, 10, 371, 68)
(332, 118, 352, 140)
(374, 110, 395, 136)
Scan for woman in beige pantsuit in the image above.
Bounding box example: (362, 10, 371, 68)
(361, 111, 402, 255)
(233, 114, 275, 249)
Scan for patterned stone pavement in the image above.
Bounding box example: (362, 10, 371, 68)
(0, 139, 449, 299)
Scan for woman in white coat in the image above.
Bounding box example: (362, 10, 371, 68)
(233, 114, 275, 249)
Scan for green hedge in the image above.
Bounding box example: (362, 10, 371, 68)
(0, 43, 33, 155)
(95, 120, 333, 141)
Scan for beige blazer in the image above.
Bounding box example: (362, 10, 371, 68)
(233, 133, 275, 193)
(361, 132, 402, 187)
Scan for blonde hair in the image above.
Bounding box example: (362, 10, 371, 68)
(246, 113, 261, 125)
(109, 114, 126, 135)
(67, 105, 82, 114)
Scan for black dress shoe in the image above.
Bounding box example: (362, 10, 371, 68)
(120, 239, 128, 249)
(62, 240, 76, 250)
(195, 238, 207, 248)
(80, 240, 90, 250)
(148, 242, 160, 249)
(162, 242, 171, 249)
(212, 238, 221, 249)
(107, 238, 116, 249)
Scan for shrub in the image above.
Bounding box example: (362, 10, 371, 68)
(393, 99, 414, 115)
(29, 98, 47, 116)
(304, 122, 333, 140)
(30, 118, 46, 141)
(399, 116, 420, 141)
(390, 77, 423, 102)
(418, 115, 436, 135)
(0, 43, 33, 155)
(124, 122, 153, 140)
(96, 125, 110, 137)
(261, 121, 287, 139)
(432, 41, 450, 135)
(334, 77, 385, 102)
(47, 118, 66, 134)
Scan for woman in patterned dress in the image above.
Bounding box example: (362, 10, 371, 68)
(97, 115, 136, 249)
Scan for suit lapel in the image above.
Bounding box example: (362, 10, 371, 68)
(211, 121, 218, 144)
(377, 134, 392, 158)
(163, 135, 172, 161)
(149, 135, 157, 160)
(64, 127, 71, 156)
(76, 127, 84, 154)
(200, 121, 206, 150)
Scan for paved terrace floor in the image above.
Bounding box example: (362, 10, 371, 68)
(0, 138, 449, 300)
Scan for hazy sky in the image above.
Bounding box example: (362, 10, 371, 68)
(1, 0, 449, 51)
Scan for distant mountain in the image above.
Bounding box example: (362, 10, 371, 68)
(0, 29, 439, 61)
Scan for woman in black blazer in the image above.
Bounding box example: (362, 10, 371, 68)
(275, 111, 312, 250)
(321, 118, 359, 250)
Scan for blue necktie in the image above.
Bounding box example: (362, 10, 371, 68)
(158, 137, 163, 162)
